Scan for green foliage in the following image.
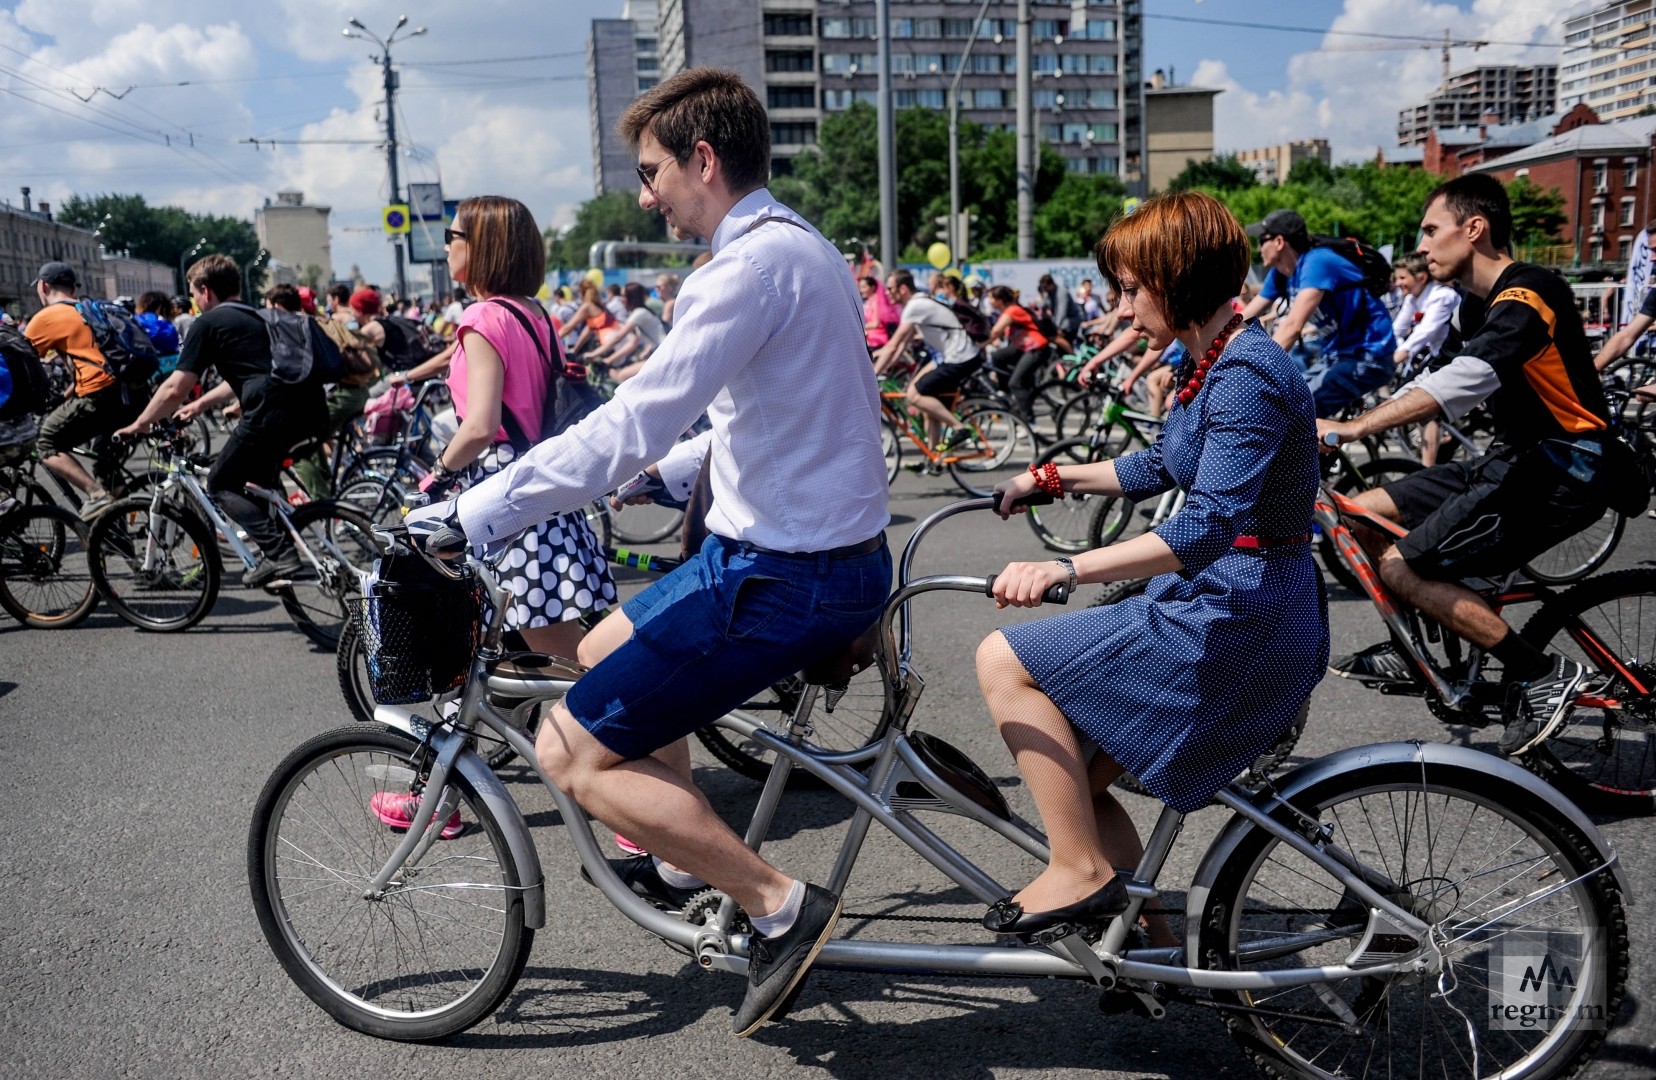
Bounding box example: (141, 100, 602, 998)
(58, 192, 260, 291)
(1210, 161, 1445, 252)
(1507, 177, 1568, 243)
(1031, 173, 1126, 262)
(1168, 155, 1256, 193)
(544, 190, 666, 268)
(1285, 157, 1335, 187)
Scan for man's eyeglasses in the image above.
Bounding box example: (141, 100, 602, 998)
(636, 154, 675, 192)
(443, 227, 466, 245)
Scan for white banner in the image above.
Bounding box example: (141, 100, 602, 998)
(961, 258, 1100, 300)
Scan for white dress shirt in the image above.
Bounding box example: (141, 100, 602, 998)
(1392, 281, 1460, 359)
(456, 188, 890, 553)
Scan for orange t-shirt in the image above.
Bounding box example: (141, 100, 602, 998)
(25, 302, 113, 397)
(1005, 304, 1049, 351)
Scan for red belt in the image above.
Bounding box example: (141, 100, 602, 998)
(1233, 533, 1311, 549)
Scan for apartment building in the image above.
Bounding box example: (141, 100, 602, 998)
(588, 0, 664, 194)
(1560, 0, 1656, 122)
(1397, 64, 1557, 147)
(593, 0, 1143, 191)
(254, 191, 333, 285)
(1234, 138, 1331, 185)
(0, 199, 100, 317)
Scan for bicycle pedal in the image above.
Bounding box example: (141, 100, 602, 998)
(1028, 923, 1079, 946)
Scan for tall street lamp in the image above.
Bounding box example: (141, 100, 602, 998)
(343, 15, 427, 303)
(179, 237, 207, 293)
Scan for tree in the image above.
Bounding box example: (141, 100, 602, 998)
(1167, 155, 1256, 193)
(58, 193, 260, 292)
(1286, 157, 1335, 187)
(1032, 173, 1126, 261)
(1507, 177, 1568, 243)
(545, 190, 666, 269)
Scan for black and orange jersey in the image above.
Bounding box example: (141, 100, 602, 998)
(1457, 262, 1610, 446)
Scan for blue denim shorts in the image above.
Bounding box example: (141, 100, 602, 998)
(564, 532, 892, 760)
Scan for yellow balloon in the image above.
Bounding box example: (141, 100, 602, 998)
(926, 242, 952, 270)
(585, 267, 605, 286)
(535, 283, 553, 301)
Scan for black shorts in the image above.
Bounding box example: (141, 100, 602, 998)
(914, 354, 981, 398)
(1385, 449, 1607, 581)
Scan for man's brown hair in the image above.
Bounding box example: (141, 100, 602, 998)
(617, 67, 769, 192)
(1095, 191, 1249, 330)
(188, 253, 241, 301)
(454, 196, 544, 297)
(265, 283, 302, 312)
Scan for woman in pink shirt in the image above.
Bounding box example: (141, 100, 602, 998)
(423, 196, 617, 662)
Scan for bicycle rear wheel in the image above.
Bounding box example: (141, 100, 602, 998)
(608, 499, 684, 545)
(947, 401, 1037, 497)
(0, 503, 98, 628)
(87, 497, 220, 632)
(1521, 507, 1624, 585)
(1197, 758, 1627, 1080)
(248, 726, 533, 1040)
(1519, 569, 1656, 815)
(1318, 457, 1422, 595)
(279, 501, 382, 650)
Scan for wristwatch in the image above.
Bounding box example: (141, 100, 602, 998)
(1052, 557, 1077, 592)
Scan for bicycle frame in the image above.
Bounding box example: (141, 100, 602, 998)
(878, 382, 994, 467)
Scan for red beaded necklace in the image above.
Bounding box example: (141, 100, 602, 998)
(1175, 313, 1246, 406)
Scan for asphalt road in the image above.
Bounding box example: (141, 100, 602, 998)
(2, 469, 1652, 1079)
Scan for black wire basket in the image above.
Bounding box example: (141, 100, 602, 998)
(349, 552, 483, 705)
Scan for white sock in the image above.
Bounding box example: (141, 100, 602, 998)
(651, 856, 706, 890)
(749, 879, 805, 938)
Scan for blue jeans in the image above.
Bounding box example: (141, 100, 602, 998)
(564, 532, 892, 759)
(1304, 348, 1392, 419)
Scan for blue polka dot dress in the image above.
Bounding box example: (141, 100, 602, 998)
(1002, 321, 1329, 813)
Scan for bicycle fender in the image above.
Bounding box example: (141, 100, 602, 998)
(372, 708, 547, 930)
(1185, 741, 1630, 943)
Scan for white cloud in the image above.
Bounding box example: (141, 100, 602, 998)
(1197, 0, 1562, 163)
(0, 0, 613, 290)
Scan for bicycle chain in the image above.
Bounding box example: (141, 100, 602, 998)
(843, 908, 1186, 925)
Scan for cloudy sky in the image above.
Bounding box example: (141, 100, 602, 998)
(0, 0, 1567, 286)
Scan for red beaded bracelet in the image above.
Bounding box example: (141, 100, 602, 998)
(1028, 461, 1062, 497)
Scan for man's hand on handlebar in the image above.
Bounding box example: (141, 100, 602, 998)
(1315, 418, 1356, 455)
(403, 499, 469, 560)
(990, 560, 1070, 609)
(611, 466, 687, 511)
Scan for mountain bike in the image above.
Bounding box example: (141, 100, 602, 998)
(84, 420, 381, 646)
(1318, 477, 1656, 816)
(878, 374, 1035, 495)
(250, 498, 1629, 1079)
(0, 491, 97, 628)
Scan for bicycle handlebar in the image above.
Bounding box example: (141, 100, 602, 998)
(982, 575, 1070, 604)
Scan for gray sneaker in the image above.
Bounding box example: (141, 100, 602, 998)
(731, 883, 841, 1037)
(243, 550, 304, 589)
(1497, 656, 1588, 756)
(77, 492, 113, 522)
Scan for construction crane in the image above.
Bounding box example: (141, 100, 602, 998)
(1322, 28, 1490, 86)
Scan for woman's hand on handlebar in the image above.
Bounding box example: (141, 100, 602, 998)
(991, 470, 1042, 519)
(990, 559, 1070, 609)
(403, 499, 469, 560)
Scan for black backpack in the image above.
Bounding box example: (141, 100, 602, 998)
(938, 297, 991, 343)
(1311, 235, 1393, 300)
(73, 298, 160, 384)
(225, 303, 343, 386)
(377, 314, 446, 372)
(0, 324, 53, 420)
(486, 298, 604, 451)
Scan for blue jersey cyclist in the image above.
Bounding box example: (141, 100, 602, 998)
(1241, 209, 1396, 418)
(978, 192, 1328, 944)
(405, 68, 890, 1038)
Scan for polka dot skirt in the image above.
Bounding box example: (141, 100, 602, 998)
(463, 442, 617, 630)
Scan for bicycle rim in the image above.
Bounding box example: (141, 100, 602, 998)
(0, 504, 98, 628)
(695, 664, 892, 788)
(608, 500, 685, 545)
(89, 499, 218, 631)
(1521, 508, 1623, 585)
(280, 503, 383, 650)
(1201, 767, 1623, 1080)
(947, 403, 1036, 497)
(250, 728, 530, 1038)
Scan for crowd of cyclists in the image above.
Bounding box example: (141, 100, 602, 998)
(1, 64, 1652, 1057)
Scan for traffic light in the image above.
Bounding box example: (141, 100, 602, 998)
(935, 215, 951, 243)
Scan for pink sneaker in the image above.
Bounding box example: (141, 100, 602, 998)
(615, 832, 647, 856)
(370, 791, 463, 840)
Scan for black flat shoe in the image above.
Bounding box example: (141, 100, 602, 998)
(579, 854, 703, 911)
(982, 874, 1130, 938)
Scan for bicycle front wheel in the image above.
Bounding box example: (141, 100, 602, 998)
(336, 616, 376, 725)
(947, 401, 1037, 497)
(1521, 507, 1624, 585)
(608, 499, 685, 545)
(1519, 569, 1656, 815)
(87, 497, 220, 632)
(1198, 758, 1627, 1080)
(249, 726, 533, 1040)
(279, 501, 383, 650)
(0, 503, 98, 628)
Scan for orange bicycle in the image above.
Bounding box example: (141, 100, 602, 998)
(877, 371, 1035, 495)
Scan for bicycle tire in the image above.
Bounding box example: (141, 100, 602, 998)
(947, 401, 1037, 497)
(248, 725, 533, 1040)
(881, 416, 901, 484)
(1197, 757, 1627, 1080)
(1521, 507, 1624, 585)
(1089, 579, 1306, 796)
(608, 499, 685, 545)
(336, 617, 377, 725)
(693, 655, 894, 790)
(1318, 457, 1422, 595)
(87, 497, 221, 632)
(338, 447, 429, 493)
(1025, 437, 1111, 554)
(1519, 569, 1656, 815)
(0, 503, 98, 629)
(336, 475, 412, 532)
(278, 501, 383, 650)
(1053, 390, 1101, 442)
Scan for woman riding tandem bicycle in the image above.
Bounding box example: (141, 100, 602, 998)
(980, 191, 1328, 943)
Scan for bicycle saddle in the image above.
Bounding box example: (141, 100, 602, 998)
(801, 622, 880, 687)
